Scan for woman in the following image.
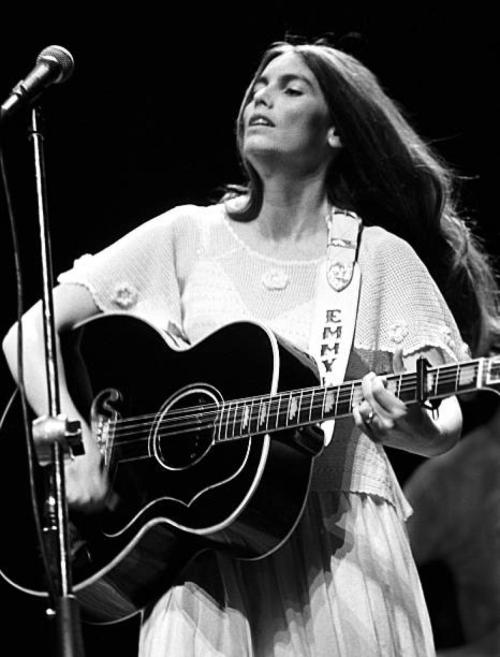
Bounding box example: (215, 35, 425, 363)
(3, 41, 499, 656)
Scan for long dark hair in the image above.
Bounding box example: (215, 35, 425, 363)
(226, 41, 500, 356)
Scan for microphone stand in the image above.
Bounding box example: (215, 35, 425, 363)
(28, 105, 85, 657)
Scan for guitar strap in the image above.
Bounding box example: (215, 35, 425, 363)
(308, 208, 363, 446)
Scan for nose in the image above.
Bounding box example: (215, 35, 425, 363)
(253, 85, 273, 108)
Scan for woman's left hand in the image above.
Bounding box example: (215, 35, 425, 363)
(352, 349, 462, 456)
(353, 349, 408, 440)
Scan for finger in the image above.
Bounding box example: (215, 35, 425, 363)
(353, 403, 377, 433)
(392, 348, 406, 374)
(372, 376, 407, 416)
(352, 404, 363, 429)
(356, 399, 375, 424)
(361, 372, 391, 418)
(361, 372, 406, 426)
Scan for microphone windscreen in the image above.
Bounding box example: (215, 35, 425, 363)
(37, 45, 75, 84)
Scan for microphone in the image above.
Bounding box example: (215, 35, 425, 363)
(0, 45, 74, 123)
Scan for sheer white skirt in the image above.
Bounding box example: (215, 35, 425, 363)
(139, 491, 435, 657)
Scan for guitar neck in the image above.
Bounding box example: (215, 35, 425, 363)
(217, 356, 496, 441)
(110, 355, 500, 458)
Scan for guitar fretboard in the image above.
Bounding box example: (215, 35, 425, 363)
(110, 355, 500, 461)
(216, 357, 490, 441)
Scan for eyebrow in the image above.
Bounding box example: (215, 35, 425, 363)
(252, 73, 315, 90)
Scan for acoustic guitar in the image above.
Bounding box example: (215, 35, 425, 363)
(0, 314, 498, 623)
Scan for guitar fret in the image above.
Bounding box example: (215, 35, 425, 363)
(231, 402, 240, 438)
(486, 357, 500, 387)
(226, 403, 231, 440)
(398, 376, 417, 403)
(457, 362, 479, 392)
(256, 397, 264, 433)
(454, 364, 460, 395)
(215, 406, 223, 443)
(310, 388, 322, 424)
(233, 402, 240, 437)
(270, 396, 277, 429)
(246, 399, 254, 435)
(436, 364, 462, 396)
(397, 374, 403, 399)
(275, 393, 282, 429)
(249, 396, 266, 434)
(432, 370, 439, 397)
(241, 402, 251, 433)
(340, 382, 358, 416)
(285, 392, 291, 427)
(250, 397, 260, 434)
(223, 403, 232, 441)
(263, 398, 270, 432)
(243, 403, 251, 433)
(308, 390, 315, 422)
(288, 392, 299, 425)
(258, 398, 266, 431)
(298, 389, 308, 424)
(230, 402, 237, 439)
(321, 388, 327, 420)
(323, 387, 336, 419)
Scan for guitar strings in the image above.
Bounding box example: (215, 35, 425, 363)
(105, 366, 481, 453)
(108, 366, 479, 440)
(110, 377, 412, 436)
(109, 362, 476, 433)
(109, 361, 479, 435)
(106, 374, 472, 464)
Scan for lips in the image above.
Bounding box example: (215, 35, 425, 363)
(248, 113, 275, 127)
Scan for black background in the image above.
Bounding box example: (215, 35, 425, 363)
(0, 5, 497, 655)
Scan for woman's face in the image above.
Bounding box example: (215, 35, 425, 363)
(242, 51, 336, 175)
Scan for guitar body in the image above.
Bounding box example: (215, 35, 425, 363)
(0, 316, 323, 622)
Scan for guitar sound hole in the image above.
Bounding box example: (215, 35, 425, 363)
(152, 389, 218, 470)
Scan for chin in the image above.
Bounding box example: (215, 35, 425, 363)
(243, 140, 286, 165)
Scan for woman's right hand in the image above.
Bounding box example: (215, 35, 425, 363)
(1, 285, 109, 513)
(64, 424, 110, 513)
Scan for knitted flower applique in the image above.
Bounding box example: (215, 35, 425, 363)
(261, 269, 290, 290)
(388, 320, 409, 345)
(439, 325, 456, 350)
(112, 282, 138, 309)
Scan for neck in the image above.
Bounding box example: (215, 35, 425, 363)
(257, 171, 330, 241)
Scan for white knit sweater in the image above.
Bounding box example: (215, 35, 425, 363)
(59, 202, 468, 517)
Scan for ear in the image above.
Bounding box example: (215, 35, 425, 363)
(327, 127, 341, 148)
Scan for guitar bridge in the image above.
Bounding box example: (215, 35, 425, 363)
(91, 388, 121, 467)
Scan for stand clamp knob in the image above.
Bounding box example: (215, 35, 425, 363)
(32, 415, 84, 466)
